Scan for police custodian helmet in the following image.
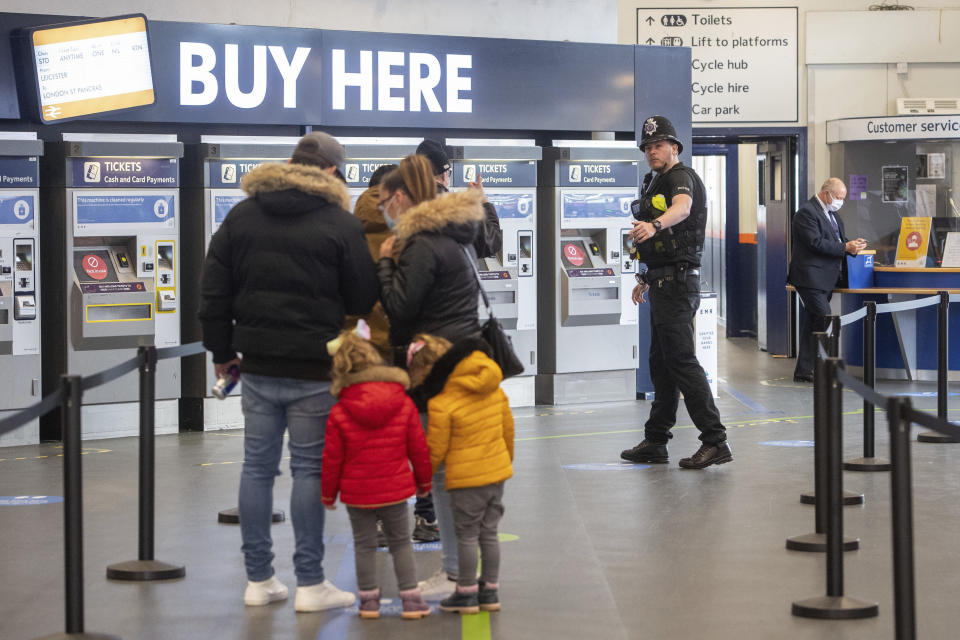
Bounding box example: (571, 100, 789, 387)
(639, 115, 683, 154)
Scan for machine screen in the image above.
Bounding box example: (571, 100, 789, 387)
(561, 241, 589, 269)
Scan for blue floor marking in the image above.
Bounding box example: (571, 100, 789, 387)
(758, 440, 815, 448)
(720, 383, 780, 415)
(563, 463, 652, 471)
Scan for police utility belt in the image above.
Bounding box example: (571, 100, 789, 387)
(637, 264, 700, 285)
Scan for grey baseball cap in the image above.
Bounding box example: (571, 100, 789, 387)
(291, 131, 345, 169)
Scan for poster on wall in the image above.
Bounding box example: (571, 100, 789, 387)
(917, 153, 946, 179)
(895, 216, 932, 267)
(848, 174, 868, 201)
(635, 7, 798, 123)
(939, 232, 960, 268)
(882, 166, 908, 203)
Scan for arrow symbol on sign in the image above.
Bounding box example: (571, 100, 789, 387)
(646, 38, 655, 45)
(646, 16, 655, 25)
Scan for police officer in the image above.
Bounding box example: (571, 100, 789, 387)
(620, 115, 731, 469)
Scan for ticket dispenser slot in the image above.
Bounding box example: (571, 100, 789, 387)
(518, 231, 533, 277)
(621, 229, 636, 274)
(156, 242, 176, 312)
(13, 240, 36, 320)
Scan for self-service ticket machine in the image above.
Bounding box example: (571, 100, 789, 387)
(0, 133, 42, 446)
(448, 139, 540, 407)
(536, 141, 641, 405)
(340, 137, 422, 210)
(181, 136, 301, 431)
(41, 134, 183, 440)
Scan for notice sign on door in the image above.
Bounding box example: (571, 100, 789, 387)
(636, 8, 798, 123)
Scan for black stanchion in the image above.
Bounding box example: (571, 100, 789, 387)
(801, 320, 866, 507)
(788, 341, 859, 553)
(888, 397, 917, 640)
(792, 359, 878, 620)
(845, 301, 891, 471)
(106, 348, 185, 581)
(918, 291, 957, 443)
(35, 376, 121, 640)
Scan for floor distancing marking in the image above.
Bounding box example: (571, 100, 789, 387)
(0, 446, 112, 464)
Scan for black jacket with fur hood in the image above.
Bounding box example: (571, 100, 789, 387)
(199, 162, 379, 380)
(378, 189, 485, 348)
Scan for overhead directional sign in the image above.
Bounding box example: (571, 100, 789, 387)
(637, 7, 798, 123)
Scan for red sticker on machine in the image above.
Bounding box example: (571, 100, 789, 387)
(82, 254, 108, 280)
(563, 243, 585, 267)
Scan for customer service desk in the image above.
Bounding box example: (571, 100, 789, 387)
(790, 267, 960, 381)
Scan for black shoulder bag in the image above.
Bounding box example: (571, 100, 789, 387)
(460, 245, 525, 380)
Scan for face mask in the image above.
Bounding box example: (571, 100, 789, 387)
(383, 209, 397, 231)
(828, 198, 844, 212)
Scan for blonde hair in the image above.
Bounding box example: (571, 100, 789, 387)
(380, 155, 437, 206)
(331, 332, 385, 384)
(407, 333, 452, 387)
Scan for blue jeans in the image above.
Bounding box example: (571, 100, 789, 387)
(239, 373, 335, 586)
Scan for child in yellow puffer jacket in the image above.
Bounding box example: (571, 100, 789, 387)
(407, 334, 514, 615)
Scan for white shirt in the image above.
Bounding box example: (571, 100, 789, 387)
(815, 194, 841, 241)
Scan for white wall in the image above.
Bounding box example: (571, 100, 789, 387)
(1, 0, 619, 43)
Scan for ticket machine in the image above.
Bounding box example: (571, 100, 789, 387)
(536, 141, 641, 404)
(448, 139, 540, 406)
(41, 134, 183, 440)
(0, 133, 42, 446)
(181, 136, 300, 431)
(340, 137, 422, 210)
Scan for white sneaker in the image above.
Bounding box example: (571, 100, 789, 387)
(244, 576, 289, 606)
(294, 579, 357, 612)
(417, 568, 457, 599)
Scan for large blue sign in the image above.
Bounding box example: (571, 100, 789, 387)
(486, 193, 534, 220)
(0, 194, 34, 225)
(0, 13, 691, 145)
(76, 194, 176, 226)
(452, 161, 536, 188)
(559, 161, 639, 188)
(0, 157, 38, 187)
(213, 194, 245, 225)
(561, 192, 634, 219)
(70, 157, 179, 188)
(207, 159, 283, 189)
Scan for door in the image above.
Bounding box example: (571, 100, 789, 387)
(756, 138, 794, 356)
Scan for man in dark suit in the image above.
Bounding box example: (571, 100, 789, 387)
(788, 178, 867, 382)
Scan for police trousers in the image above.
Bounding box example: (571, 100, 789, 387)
(644, 271, 726, 445)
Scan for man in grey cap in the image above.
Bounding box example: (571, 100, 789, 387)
(200, 130, 379, 612)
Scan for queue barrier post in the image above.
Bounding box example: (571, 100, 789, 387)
(787, 336, 860, 553)
(888, 397, 918, 640)
(845, 301, 890, 471)
(801, 318, 865, 507)
(34, 376, 121, 640)
(918, 291, 957, 443)
(792, 359, 879, 620)
(106, 347, 185, 581)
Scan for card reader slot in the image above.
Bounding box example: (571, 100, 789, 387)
(86, 303, 152, 323)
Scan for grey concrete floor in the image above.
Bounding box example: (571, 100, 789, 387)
(2, 336, 960, 639)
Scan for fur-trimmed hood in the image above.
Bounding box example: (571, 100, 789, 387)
(332, 364, 410, 398)
(241, 162, 351, 212)
(409, 337, 494, 412)
(353, 185, 389, 234)
(394, 189, 485, 243)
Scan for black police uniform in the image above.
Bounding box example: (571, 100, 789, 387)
(633, 160, 727, 447)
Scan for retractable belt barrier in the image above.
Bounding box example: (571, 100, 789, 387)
(789, 292, 960, 639)
(0, 341, 206, 640)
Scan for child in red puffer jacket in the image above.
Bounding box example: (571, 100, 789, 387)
(321, 330, 433, 620)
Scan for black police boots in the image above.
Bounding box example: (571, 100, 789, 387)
(679, 442, 733, 469)
(620, 440, 669, 464)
